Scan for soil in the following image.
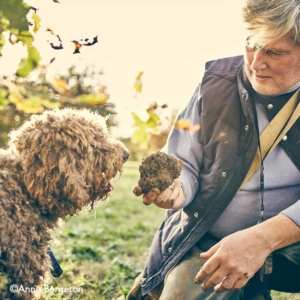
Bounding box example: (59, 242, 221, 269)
(133, 151, 183, 196)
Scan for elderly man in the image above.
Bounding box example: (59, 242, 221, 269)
(128, 0, 300, 299)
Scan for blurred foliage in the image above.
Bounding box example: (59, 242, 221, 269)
(0, 1, 116, 147)
(0, 64, 116, 147)
(130, 102, 174, 151)
(0, 0, 40, 77)
(0, 0, 175, 151)
(131, 109, 160, 149)
(123, 108, 177, 161)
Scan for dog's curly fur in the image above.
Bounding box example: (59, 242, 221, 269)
(0, 108, 129, 299)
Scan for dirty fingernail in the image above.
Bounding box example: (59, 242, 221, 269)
(194, 277, 202, 284)
(147, 191, 158, 201)
(201, 284, 206, 292)
(142, 197, 152, 205)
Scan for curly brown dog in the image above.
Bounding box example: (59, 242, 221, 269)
(0, 108, 129, 299)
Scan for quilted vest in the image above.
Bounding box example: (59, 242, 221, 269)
(141, 55, 300, 295)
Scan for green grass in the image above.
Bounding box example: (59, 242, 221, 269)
(1, 161, 299, 299)
(42, 160, 165, 299)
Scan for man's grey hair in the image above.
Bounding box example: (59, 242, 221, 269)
(243, 0, 300, 47)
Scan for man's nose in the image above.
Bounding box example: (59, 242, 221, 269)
(249, 48, 268, 71)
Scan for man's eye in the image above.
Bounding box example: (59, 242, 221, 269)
(265, 49, 284, 56)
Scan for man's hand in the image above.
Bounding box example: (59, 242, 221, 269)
(140, 178, 185, 209)
(194, 228, 271, 292)
(194, 214, 300, 292)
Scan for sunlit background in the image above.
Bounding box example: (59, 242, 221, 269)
(0, 0, 246, 138)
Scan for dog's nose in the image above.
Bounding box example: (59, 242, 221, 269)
(123, 151, 130, 162)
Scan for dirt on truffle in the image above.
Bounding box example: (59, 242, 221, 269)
(133, 151, 183, 196)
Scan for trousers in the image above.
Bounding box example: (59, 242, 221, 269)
(127, 236, 300, 300)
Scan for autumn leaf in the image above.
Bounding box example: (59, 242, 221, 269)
(16, 45, 40, 77)
(146, 110, 160, 128)
(76, 85, 109, 104)
(147, 102, 158, 111)
(9, 92, 45, 114)
(98, 85, 106, 93)
(32, 12, 41, 33)
(40, 98, 60, 109)
(132, 112, 144, 128)
(134, 71, 143, 97)
(131, 110, 160, 148)
(0, 88, 8, 109)
(82, 36, 98, 46)
(49, 42, 63, 50)
(175, 118, 201, 134)
(47, 57, 56, 65)
(76, 93, 109, 104)
(17, 30, 34, 48)
(46, 28, 55, 35)
(16, 102, 44, 114)
(71, 40, 82, 54)
(96, 85, 109, 103)
(131, 129, 149, 149)
(52, 78, 69, 93)
(132, 111, 160, 129)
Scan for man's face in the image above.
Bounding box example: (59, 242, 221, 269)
(244, 34, 300, 95)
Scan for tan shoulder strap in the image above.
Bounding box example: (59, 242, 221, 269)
(240, 88, 300, 189)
